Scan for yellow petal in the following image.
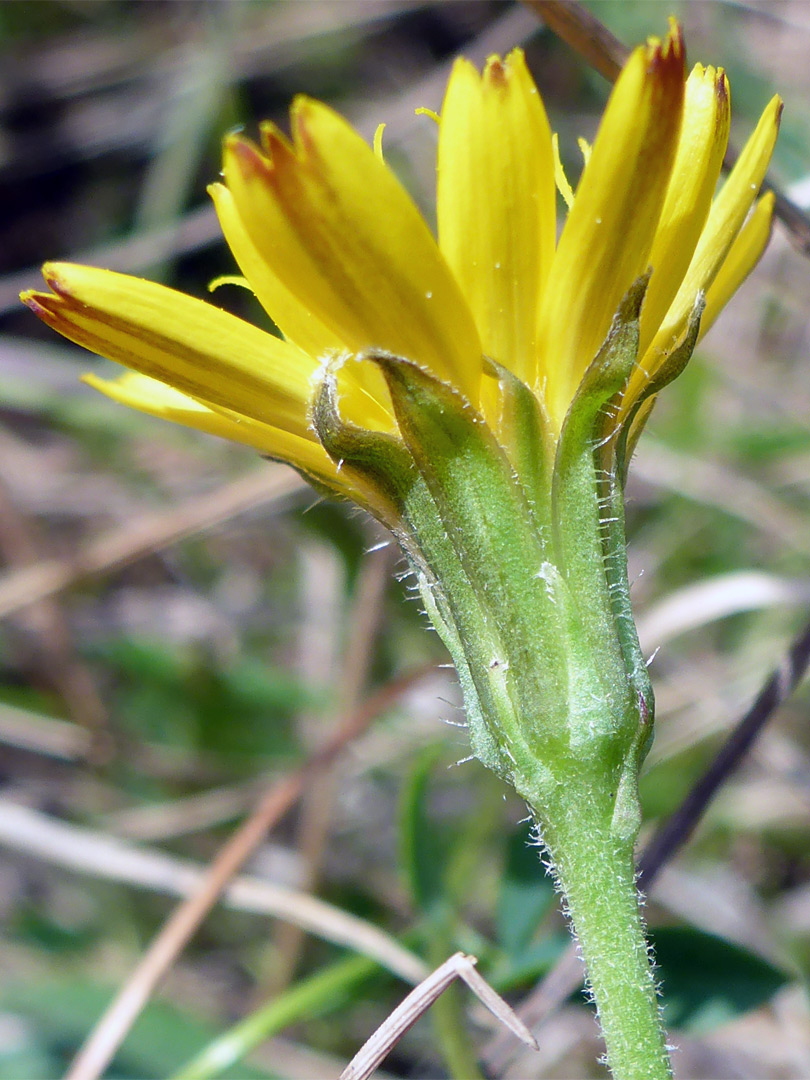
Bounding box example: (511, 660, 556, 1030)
(638, 64, 731, 358)
(645, 93, 782, 365)
(437, 49, 556, 385)
(23, 263, 318, 439)
(699, 190, 775, 341)
(223, 98, 482, 401)
(537, 26, 686, 430)
(84, 369, 319, 460)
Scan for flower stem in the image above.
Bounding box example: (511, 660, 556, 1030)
(541, 803, 672, 1080)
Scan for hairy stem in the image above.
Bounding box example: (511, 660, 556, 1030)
(540, 799, 671, 1080)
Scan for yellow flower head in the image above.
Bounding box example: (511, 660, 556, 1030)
(24, 23, 780, 511)
(20, 37, 787, 1022)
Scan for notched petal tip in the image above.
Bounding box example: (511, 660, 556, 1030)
(691, 62, 729, 106)
(483, 54, 508, 88)
(24, 261, 75, 307)
(224, 134, 273, 181)
(40, 261, 67, 291)
(663, 17, 684, 59)
(482, 47, 531, 92)
(449, 54, 479, 82)
(286, 96, 321, 157)
(504, 45, 526, 65)
(645, 20, 685, 79)
(716, 68, 730, 109)
(20, 290, 52, 316)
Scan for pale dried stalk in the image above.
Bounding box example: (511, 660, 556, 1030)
(0, 797, 427, 985)
(340, 952, 538, 1080)
(0, 465, 305, 619)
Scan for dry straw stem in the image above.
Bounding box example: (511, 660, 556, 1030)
(65, 550, 401, 1080)
(0, 701, 94, 761)
(339, 953, 537, 1080)
(0, 796, 428, 986)
(482, 613, 810, 1074)
(525, 0, 810, 257)
(0, 464, 306, 620)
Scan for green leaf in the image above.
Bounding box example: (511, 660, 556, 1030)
(399, 745, 454, 915)
(1, 979, 272, 1080)
(651, 926, 789, 1033)
(172, 954, 378, 1080)
(496, 827, 556, 957)
(489, 935, 570, 995)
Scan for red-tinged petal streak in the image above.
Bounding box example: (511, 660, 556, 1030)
(23, 263, 321, 440)
(638, 64, 731, 358)
(209, 181, 343, 358)
(210, 182, 395, 429)
(645, 94, 782, 366)
(698, 190, 775, 341)
(437, 49, 556, 386)
(537, 26, 685, 431)
(223, 98, 483, 402)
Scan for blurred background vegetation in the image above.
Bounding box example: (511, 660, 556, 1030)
(0, 1, 809, 1077)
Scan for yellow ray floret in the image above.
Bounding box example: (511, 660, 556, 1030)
(635, 93, 782, 392)
(638, 63, 731, 359)
(537, 24, 687, 429)
(437, 48, 556, 386)
(24, 263, 318, 440)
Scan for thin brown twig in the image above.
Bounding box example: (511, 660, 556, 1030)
(524, 0, 810, 258)
(481, 614, 810, 1073)
(637, 614, 810, 884)
(64, 659, 428, 1080)
(0, 475, 110, 758)
(0, 465, 306, 620)
(524, 0, 628, 80)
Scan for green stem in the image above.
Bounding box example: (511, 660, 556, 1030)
(542, 803, 671, 1080)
